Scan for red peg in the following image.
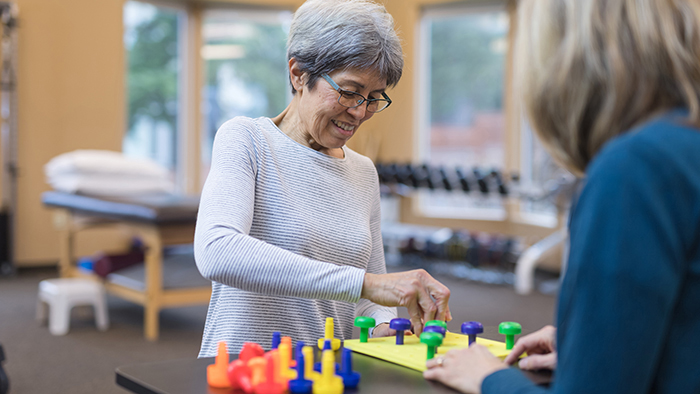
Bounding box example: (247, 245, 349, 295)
(227, 359, 254, 393)
(254, 351, 285, 394)
(239, 342, 265, 363)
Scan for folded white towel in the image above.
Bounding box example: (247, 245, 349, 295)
(44, 150, 175, 196)
(45, 150, 169, 179)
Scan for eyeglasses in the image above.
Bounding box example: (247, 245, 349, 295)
(321, 74, 392, 113)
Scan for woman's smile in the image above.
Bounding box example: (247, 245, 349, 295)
(331, 119, 356, 136)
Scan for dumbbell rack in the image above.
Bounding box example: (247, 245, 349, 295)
(0, 2, 17, 277)
(375, 162, 573, 204)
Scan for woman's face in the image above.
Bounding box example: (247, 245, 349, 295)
(298, 68, 387, 149)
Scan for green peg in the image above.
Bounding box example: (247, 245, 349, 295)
(420, 332, 443, 360)
(354, 316, 376, 343)
(424, 320, 447, 330)
(498, 321, 522, 350)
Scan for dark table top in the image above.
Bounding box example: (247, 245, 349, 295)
(116, 349, 551, 394)
(42, 191, 200, 224)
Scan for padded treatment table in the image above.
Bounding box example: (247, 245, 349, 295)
(42, 191, 211, 341)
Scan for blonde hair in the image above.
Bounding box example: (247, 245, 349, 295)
(516, 0, 700, 176)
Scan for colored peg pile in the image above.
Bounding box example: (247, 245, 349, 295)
(207, 323, 363, 393)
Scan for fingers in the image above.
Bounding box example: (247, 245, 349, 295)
(361, 270, 452, 330)
(503, 325, 557, 365)
(518, 353, 557, 371)
(425, 356, 443, 370)
(421, 270, 451, 322)
(503, 340, 529, 365)
(407, 301, 425, 336)
(372, 323, 395, 338)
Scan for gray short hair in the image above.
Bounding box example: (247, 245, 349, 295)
(287, 0, 403, 94)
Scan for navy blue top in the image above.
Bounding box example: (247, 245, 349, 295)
(483, 111, 700, 394)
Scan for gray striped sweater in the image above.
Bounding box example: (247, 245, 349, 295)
(194, 116, 396, 357)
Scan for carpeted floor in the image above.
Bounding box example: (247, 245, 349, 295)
(0, 266, 556, 394)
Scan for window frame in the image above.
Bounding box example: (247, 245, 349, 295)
(414, 1, 512, 221)
(408, 0, 561, 234)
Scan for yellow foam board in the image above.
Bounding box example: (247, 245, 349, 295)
(344, 332, 512, 372)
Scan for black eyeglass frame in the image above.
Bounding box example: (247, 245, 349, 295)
(321, 73, 392, 113)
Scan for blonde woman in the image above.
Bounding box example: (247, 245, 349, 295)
(424, 0, 700, 393)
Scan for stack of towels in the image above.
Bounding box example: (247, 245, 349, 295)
(44, 150, 175, 196)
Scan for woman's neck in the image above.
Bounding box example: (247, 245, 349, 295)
(272, 101, 344, 158)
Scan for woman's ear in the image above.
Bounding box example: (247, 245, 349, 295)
(288, 58, 306, 92)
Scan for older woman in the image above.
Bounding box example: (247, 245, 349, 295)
(194, 0, 451, 357)
(424, 0, 700, 393)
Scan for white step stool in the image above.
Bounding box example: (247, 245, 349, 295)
(36, 278, 109, 335)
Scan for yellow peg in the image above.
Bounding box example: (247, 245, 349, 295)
(302, 346, 320, 382)
(312, 350, 344, 394)
(277, 342, 297, 382)
(317, 317, 342, 351)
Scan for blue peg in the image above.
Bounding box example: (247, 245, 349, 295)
(338, 348, 361, 388)
(389, 318, 411, 345)
(461, 321, 484, 345)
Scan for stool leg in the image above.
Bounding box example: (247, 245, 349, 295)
(36, 297, 48, 324)
(93, 295, 109, 331)
(49, 298, 70, 336)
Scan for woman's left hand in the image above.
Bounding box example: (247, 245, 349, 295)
(423, 345, 507, 394)
(372, 322, 413, 338)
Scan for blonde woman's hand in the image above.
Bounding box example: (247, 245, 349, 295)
(424, 345, 507, 394)
(504, 325, 557, 370)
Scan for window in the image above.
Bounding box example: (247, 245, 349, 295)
(520, 120, 574, 224)
(416, 3, 510, 219)
(123, 1, 186, 187)
(200, 8, 292, 179)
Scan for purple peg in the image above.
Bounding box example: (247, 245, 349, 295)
(461, 321, 484, 345)
(423, 325, 446, 337)
(389, 318, 412, 345)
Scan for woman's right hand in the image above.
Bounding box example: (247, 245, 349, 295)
(361, 269, 451, 335)
(504, 325, 557, 371)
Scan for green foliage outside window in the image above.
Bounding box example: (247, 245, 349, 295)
(126, 9, 179, 137)
(429, 15, 507, 125)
